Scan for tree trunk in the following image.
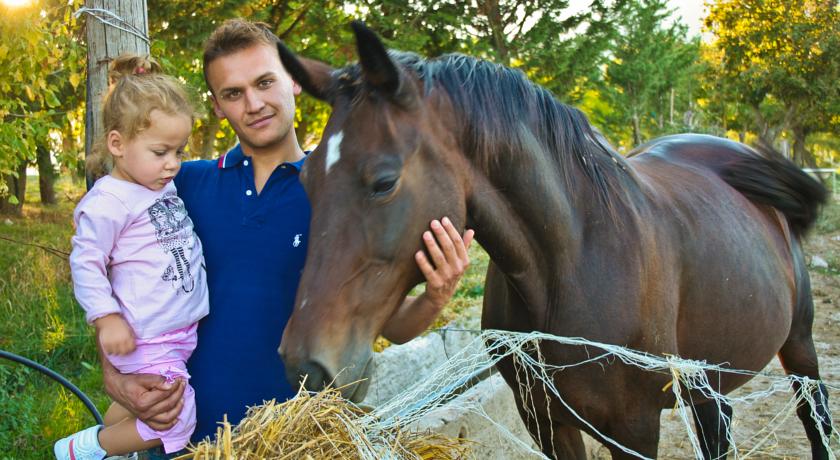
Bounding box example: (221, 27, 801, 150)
(36, 144, 57, 205)
(479, 0, 510, 65)
(197, 115, 221, 159)
(84, 0, 149, 187)
(792, 125, 817, 169)
(0, 162, 28, 215)
(632, 108, 642, 147)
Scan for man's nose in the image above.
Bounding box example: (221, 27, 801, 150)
(243, 89, 264, 113)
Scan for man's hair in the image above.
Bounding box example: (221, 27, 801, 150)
(202, 19, 278, 93)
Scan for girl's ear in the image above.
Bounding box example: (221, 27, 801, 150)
(107, 130, 124, 157)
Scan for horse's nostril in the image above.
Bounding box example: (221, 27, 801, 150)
(286, 360, 330, 392)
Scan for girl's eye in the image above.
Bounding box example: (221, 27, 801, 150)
(176, 149, 185, 157)
(153, 150, 167, 156)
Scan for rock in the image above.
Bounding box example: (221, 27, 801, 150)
(3, 218, 12, 225)
(810, 255, 829, 269)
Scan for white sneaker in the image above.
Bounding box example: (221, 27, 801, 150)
(53, 425, 107, 460)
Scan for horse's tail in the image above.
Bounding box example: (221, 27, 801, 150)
(720, 146, 827, 238)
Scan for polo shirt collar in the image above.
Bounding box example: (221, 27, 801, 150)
(218, 144, 307, 171)
(218, 144, 245, 169)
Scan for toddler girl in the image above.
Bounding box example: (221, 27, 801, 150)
(54, 54, 208, 459)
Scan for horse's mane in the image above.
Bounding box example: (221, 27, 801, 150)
(336, 51, 634, 206)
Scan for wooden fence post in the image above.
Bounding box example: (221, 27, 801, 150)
(82, 0, 149, 187)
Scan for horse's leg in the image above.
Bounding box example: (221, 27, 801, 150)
(691, 399, 733, 459)
(597, 403, 661, 460)
(778, 333, 833, 460)
(777, 265, 832, 460)
(502, 367, 587, 459)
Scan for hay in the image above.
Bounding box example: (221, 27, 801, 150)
(174, 386, 472, 460)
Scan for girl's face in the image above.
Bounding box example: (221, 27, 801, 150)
(108, 109, 191, 191)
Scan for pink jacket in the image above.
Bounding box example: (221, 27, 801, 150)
(70, 175, 209, 339)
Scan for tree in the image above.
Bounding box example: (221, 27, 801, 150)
(0, 1, 85, 214)
(595, 0, 701, 148)
(706, 0, 840, 166)
(361, 0, 627, 103)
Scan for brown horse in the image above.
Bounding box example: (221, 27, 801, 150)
(277, 22, 832, 459)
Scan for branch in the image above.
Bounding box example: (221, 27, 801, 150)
(278, 5, 311, 40)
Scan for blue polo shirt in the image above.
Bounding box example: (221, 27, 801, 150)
(174, 144, 309, 442)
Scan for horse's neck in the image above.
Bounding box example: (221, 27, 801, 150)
(466, 150, 598, 317)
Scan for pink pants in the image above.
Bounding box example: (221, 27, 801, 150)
(107, 324, 198, 454)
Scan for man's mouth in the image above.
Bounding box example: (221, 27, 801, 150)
(247, 114, 275, 128)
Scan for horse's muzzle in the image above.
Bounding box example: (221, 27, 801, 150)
(285, 359, 329, 393)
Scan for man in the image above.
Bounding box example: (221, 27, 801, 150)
(98, 19, 473, 454)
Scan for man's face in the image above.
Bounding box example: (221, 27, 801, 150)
(206, 43, 301, 152)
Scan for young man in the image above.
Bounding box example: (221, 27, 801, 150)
(98, 19, 473, 452)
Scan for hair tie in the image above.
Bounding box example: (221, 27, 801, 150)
(134, 66, 146, 75)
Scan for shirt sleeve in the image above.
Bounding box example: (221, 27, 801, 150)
(69, 192, 130, 324)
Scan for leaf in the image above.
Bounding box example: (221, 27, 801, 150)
(69, 73, 81, 89)
(24, 85, 35, 102)
(7, 195, 19, 205)
(45, 91, 60, 108)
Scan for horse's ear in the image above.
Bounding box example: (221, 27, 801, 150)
(351, 21, 417, 108)
(277, 40, 334, 101)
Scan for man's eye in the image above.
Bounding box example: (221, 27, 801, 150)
(225, 91, 241, 99)
(259, 80, 273, 88)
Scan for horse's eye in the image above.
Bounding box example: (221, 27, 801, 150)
(371, 176, 399, 197)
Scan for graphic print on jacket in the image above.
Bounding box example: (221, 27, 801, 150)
(148, 193, 198, 293)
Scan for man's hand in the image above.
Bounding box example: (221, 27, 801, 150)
(381, 217, 474, 344)
(415, 217, 474, 306)
(94, 314, 136, 355)
(102, 363, 186, 431)
(96, 329, 185, 430)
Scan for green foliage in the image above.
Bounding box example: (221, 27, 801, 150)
(0, 177, 107, 458)
(592, 0, 702, 148)
(705, 0, 840, 164)
(0, 0, 85, 207)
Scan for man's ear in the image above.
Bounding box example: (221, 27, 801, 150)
(210, 95, 226, 120)
(106, 130, 124, 157)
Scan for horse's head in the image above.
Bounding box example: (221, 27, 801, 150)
(277, 22, 469, 401)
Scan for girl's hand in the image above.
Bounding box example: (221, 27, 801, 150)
(94, 314, 137, 355)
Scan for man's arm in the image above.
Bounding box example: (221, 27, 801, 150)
(381, 217, 474, 344)
(97, 332, 186, 430)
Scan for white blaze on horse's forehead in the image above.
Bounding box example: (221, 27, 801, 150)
(325, 131, 344, 174)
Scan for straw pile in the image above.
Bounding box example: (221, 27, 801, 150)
(174, 387, 472, 460)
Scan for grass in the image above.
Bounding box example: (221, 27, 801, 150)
(0, 176, 109, 459)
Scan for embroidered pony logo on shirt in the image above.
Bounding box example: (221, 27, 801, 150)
(293, 234, 302, 247)
(149, 194, 197, 293)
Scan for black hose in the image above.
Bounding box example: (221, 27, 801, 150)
(0, 349, 104, 425)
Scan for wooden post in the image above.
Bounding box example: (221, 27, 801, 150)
(83, 0, 149, 186)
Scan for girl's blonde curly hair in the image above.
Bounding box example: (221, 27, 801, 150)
(87, 54, 195, 179)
